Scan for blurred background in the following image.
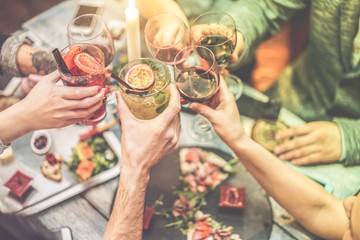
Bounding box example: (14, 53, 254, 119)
(0, 0, 64, 34)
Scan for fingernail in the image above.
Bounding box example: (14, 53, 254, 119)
(104, 88, 109, 96)
(102, 97, 107, 103)
(97, 86, 102, 92)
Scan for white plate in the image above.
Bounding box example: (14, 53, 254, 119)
(30, 130, 52, 155)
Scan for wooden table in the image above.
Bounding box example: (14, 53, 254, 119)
(10, 0, 322, 239)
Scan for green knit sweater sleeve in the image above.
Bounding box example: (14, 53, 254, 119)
(333, 118, 360, 166)
(212, 0, 308, 67)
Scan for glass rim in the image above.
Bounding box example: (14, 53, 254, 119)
(190, 11, 237, 47)
(144, 12, 188, 49)
(59, 43, 105, 77)
(67, 14, 108, 42)
(118, 57, 171, 97)
(174, 45, 217, 76)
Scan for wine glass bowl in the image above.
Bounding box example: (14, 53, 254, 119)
(191, 11, 243, 100)
(191, 11, 237, 69)
(174, 46, 220, 141)
(145, 12, 190, 65)
(67, 14, 115, 67)
(174, 46, 219, 103)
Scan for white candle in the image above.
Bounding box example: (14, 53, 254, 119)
(125, 0, 141, 62)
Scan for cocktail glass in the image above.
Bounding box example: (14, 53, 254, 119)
(58, 43, 106, 125)
(117, 58, 171, 120)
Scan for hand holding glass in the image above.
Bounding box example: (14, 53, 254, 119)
(57, 43, 106, 125)
(174, 46, 219, 141)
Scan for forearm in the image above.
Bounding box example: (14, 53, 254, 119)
(103, 167, 150, 240)
(228, 135, 347, 239)
(16, 44, 56, 75)
(137, 0, 188, 25)
(0, 101, 32, 145)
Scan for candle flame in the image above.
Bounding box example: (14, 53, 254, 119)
(129, 0, 135, 8)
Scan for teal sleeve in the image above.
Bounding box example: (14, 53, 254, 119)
(211, 0, 308, 69)
(333, 118, 360, 166)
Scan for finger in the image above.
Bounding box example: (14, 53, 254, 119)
(45, 70, 61, 83)
(115, 91, 134, 122)
(290, 152, 324, 166)
(66, 88, 105, 111)
(278, 144, 318, 161)
(218, 76, 233, 102)
(59, 85, 104, 100)
(72, 99, 105, 119)
(275, 125, 311, 140)
(274, 134, 316, 155)
(230, 53, 238, 63)
(190, 102, 215, 120)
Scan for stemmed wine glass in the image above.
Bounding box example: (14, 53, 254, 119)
(191, 11, 242, 99)
(144, 12, 190, 66)
(174, 45, 220, 141)
(67, 14, 115, 67)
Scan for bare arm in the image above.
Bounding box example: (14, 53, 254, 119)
(190, 78, 348, 240)
(103, 86, 181, 239)
(16, 44, 56, 75)
(0, 71, 105, 145)
(103, 169, 149, 239)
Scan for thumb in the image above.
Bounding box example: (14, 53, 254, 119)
(45, 70, 61, 84)
(190, 102, 215, 120)
(115, 91, 135, 122)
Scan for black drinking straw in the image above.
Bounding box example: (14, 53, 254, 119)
(52, 48, 71, 75)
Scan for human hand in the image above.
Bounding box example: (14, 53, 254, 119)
(274, 122, 342, 165)
(19, 71, 106, 130)
(189, 76, 245, 146)
(116, 85, 181, 174)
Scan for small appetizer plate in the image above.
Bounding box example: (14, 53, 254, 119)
(30, 130, 52, 155)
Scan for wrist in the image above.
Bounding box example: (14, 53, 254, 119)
(227, 133, 253, 156)
(120, 164, 151, 187)
(0, 101, 32, 145)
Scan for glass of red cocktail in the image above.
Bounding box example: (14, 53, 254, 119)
(58, 43, 106, 125)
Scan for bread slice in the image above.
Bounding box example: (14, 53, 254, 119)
(40, 153, 63, 182)
(0, 147, 14, 163)
(251, 119, 289, 152)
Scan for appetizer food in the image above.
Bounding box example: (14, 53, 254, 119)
(4, 170, 32, 198)
(40, 153, 63, 182)
(67, 135, 117, 182)
(0, 146, 14, 163)
(218, 186, 245, 210)
(251, 119, 289, 152)
(179, 148, 233, 193)
(187, 211, 242, 240)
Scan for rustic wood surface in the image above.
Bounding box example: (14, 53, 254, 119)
(17, 0, 319, 239)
